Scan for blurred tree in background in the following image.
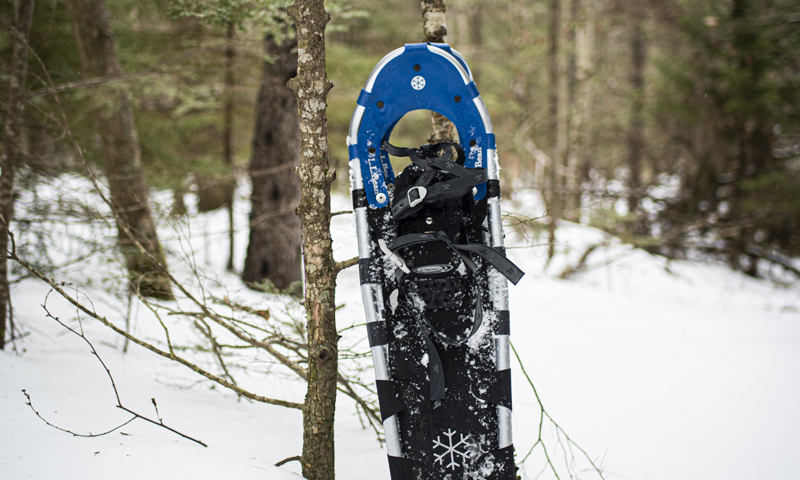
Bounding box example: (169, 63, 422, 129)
(2, 0, 800, 334)
(652, 0, 800, 275)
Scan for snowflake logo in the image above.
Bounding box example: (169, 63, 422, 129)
(433, 429, 471, 471)
(411, 76, 426, 90)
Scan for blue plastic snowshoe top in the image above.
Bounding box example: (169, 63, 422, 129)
(347, 42, 496, 208)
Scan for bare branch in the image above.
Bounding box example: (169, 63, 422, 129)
(511, 342, 606, 479)
(334, 256, 359, 274)
(22, 298, 207, 447)
(4, 237, 302, 410)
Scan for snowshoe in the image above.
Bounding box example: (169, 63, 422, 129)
(347, 43, 524, 480)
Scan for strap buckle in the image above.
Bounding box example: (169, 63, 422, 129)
(378, 239, 410, 274)
(407, 186, 427, 208)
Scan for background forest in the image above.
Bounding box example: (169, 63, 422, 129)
(2, 0, 800, 479)
(4, 0, 799, 287)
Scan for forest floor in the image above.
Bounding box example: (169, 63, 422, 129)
(2, 184, 800, 480)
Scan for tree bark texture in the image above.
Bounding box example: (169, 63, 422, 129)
(558, 0, 576, 222)
(223, 20, 236, 271)
(1, 0, 35, 349)
(67, 0, 172, 299)
(286, 1, 338, 479)
(546, 0, 563, 258)
(421, 0, 456, 143)
(564, 0, 596, 221)
(242, 29, 302, 290)
(627, 22, 646, 217)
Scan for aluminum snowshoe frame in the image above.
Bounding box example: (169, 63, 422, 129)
(348, 43, 515, 479)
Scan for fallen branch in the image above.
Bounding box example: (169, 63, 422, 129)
(511, 342, 606, 479)
(22, 295, 207, 447)
(2, 228, 302, 410)
(559, 241, 607, 279)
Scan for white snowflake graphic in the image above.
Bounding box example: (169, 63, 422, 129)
(411, 75, 426, 90)
(433, 429, 471, 471)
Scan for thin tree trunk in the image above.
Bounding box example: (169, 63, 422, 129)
(466, 1, 482, 84)
(562, 0, 580, 221)
(286, 1, 337, 479)
(565, 0, 595, 222)
(223, 21, 236, 271)
(242, 27, 302, 291)
(555, 0, 570, 222)
(421, 0, 456, 143)
(627, 22, 645, 217)
(66, 0, 172, 299)
(546, 0, 562, 259)
(1, 0, 35, 349)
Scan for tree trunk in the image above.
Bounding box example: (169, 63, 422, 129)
(1, 0, 35, 350)
(561, 0, 578, 221)
(466, 1, 482, 84)
(421, 0, 456, 143)
(223, 20, 236, 272)
(286, 1, 338, 479)
(565, 0, 596, 222)
(242, 27, 302, 291)
(66, 0, 172, 299)
(627, 22, 646, 217)
(555, 0, 570, 223)
(546, 0, 563, 258)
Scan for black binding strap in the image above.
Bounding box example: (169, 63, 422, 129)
(386, 142, 486, 220)
(390, 247, 483, 401)
(395, 293, 481, 402)
(388, 232, 525, 285)
(381, 231, 525, 401)
(383, 141, 466, 166)
(391, 170, 488, 220)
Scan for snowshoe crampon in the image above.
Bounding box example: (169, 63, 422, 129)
(347, 43, 524, 480)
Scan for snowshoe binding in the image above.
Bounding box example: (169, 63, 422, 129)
(347, 43, 524, 480)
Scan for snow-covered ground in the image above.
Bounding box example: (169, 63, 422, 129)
(2, 184, 800, 480)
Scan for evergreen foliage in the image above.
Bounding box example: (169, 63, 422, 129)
(652, 0, 800, 273)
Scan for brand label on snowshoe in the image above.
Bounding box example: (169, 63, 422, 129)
(413, 264, 454, 274)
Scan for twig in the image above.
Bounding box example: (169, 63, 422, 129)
(511, 341, 606, 479)
(559, 241, 607, 279)
(193, 318, 238, 388)
(151, 398, 162, 424)
(334, 256, 358, 273)
(3, 230, 302, 410)
(22, 297, 207, 447)
(22, 389, 136, 437)
(275, 455, 301, 467)
(22, 45, 211, 100)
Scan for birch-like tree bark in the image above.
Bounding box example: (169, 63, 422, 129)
(421, 0, 456, 143)
(243, 27, 302, 290)
(66, 0, 172, 299)
(286, 1, 338, 478)
(1, 0, 35, 349)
